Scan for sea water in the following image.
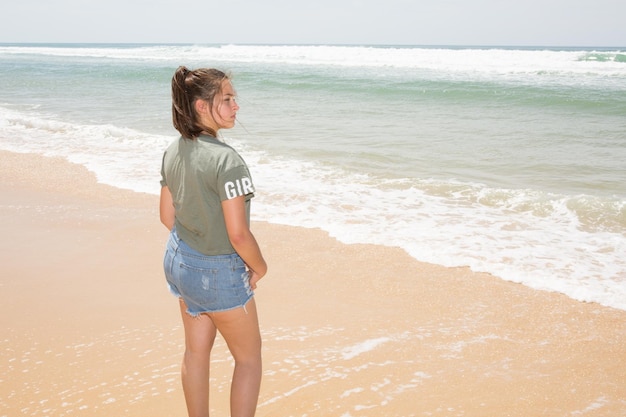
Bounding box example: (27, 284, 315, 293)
(1, 43, 624, 310)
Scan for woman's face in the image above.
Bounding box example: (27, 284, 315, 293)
(211, 80, 239, 130)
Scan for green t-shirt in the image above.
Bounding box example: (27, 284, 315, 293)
(160, 134, 255, 255)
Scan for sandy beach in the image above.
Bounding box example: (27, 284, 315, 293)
(1, 150, 625, 417)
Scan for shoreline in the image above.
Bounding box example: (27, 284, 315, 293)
(2, 150, 625, 416)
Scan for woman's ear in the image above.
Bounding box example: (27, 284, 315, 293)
(194, 99, 208, 115)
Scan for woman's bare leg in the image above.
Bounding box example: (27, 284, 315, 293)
(179, 299, 217, 417)
(209, 298, 262, 417)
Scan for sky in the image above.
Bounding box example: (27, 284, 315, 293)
(1, 0, 625, 46)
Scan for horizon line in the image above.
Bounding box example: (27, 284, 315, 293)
(1, 42, 625, 49)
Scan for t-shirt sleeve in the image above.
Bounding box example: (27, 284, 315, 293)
(159, 152, 167, 187)
(218, 164, 256, 201)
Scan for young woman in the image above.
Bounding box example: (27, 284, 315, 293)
(159, 66, 267, 417)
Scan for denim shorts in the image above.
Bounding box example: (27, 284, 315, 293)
(163, 228, 253, 315)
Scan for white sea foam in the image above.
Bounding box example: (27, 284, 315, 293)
(237, 140, 626, 311)
(0, 106, 170, 195)
(1, 104, 625, 311)
(342, 338, 391, 360)
(2, 44, 625, 84)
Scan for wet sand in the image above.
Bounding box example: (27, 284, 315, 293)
(1, 150, 625, 417)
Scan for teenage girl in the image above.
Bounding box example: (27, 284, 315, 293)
(160, 66, 267, 417)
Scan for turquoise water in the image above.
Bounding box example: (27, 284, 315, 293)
(1, 43, 625, 310)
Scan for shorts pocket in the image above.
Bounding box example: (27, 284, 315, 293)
(179, 263, 219, 304)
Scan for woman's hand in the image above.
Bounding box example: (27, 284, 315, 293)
(248, 269, 263, 290)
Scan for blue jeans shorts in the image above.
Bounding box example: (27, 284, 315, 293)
(163, 228, 253, 316)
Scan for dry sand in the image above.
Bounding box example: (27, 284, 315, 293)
(1, 150, 625, 417)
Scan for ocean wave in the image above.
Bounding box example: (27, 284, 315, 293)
(578, 51, 626, 63)
(228, 135, 626, 311)
(2, 44, 625, 81)
(1, 42, 625, 313)
(1, 105, 625, 311)
(0, 106, 170, 194)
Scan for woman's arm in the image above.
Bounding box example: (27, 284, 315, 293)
(222, 196, 267, 288)
(160, 186, 175, 230)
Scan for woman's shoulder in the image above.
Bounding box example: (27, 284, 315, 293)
(193, 136, 245, 166)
